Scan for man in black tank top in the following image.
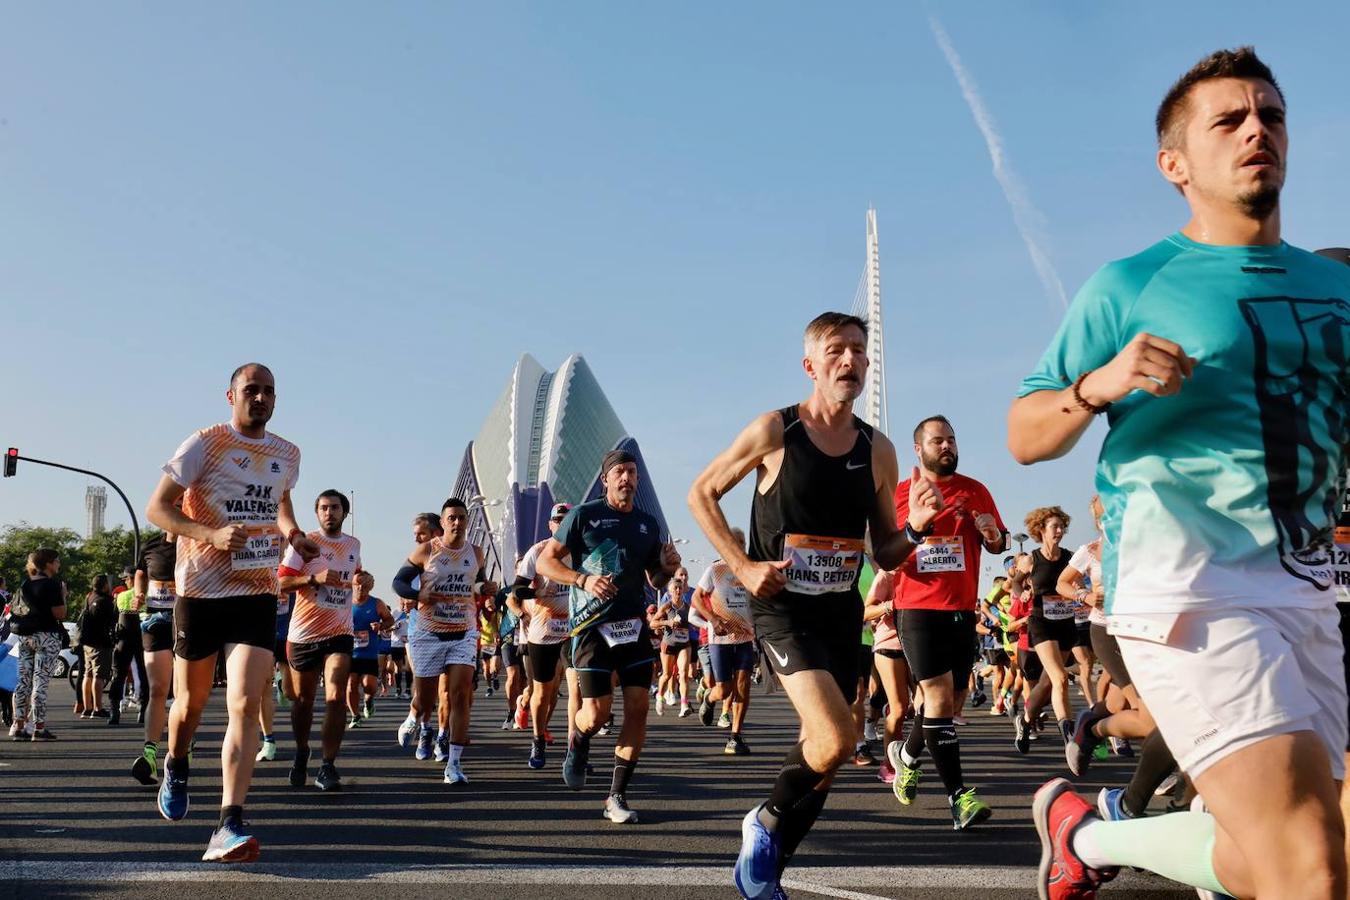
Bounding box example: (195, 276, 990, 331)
(690, 312, 946, 900)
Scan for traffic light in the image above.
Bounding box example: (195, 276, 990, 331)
(4, 448, 17, 477)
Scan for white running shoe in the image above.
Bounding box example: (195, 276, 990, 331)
(397, 715, 418, 748)
(255, 739, 276, 762)
(443, 761, 469, 785)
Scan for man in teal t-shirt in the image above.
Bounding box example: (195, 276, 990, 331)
(1008, 48, 1348, 900)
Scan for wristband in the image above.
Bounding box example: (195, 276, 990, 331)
(904, 522, 931, 544)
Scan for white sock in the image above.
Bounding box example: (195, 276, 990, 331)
(450, 743, 464, 766)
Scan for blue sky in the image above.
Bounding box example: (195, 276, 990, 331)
(4, 3, 1348, 591)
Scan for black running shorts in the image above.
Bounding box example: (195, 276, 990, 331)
(350, 656, 379, 677)
(287, 634, 355, 673)
(572, 620, 656, 698)
(499, 641, 524, 671)
(898, 609, 978, 683)
(141, 611, 174, 654)
(1027, 614, 1077, 652)
(751, 590, 863, 699)
(173, 594, 277, 661)
(526, 641, 564, 683)
(1073, 621, 1093, 650)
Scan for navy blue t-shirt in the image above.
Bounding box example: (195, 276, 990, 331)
(556, 498, 664, 629)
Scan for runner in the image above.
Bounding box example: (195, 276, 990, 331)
(1010, 47, 1348, 899)
(387, 605, 410, 699)
(391, 498, 496, 785)
(688, 312, 936, 899)
(395, 513, 443, 747)
(535, 448, 681, 824)
(508, 502, 572, 769)
(255, 590, 292, 763)
(864, 567, 910, 784)
(494, 591, 529, 731)
(347, 574, 394, 729)
(144, 362, 317, 862)
(1011, 506, 1077, 753)
(891, 415, 1006, 829)
(691, 529, 756, 754)
(130, 528, 179, 785)
(654, 570, 695, 717)
(277, 490, 364, 791)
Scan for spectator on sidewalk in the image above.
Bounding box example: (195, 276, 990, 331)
(9, 549, 67, 740)
(79, 575, 117, 719)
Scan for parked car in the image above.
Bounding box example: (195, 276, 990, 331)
(53, 622, 79, 681)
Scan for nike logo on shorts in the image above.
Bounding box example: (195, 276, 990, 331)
(764, 640, 790, 669)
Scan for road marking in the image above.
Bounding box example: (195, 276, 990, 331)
(0, 861, 1170, 892)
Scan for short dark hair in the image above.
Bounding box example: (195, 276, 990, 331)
(315, 489, 350, 516)
(803, 312, 868, 350)
(442, 497, 468, 513)
(1156, 47, 1283, 149)
(413, 512, 443, 534)
(913, 414, 953, 444)
(230, 362, 274, 389)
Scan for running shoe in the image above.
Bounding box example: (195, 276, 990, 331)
(863, 719, 878, 742)
(990, 703, 1006, 716)
(346, 715, 361, 731)
(1153, 771, 1181, 797)
(770, 886, 789, 900)
(158, 768, 189, 821)
(514, 705, 530, 730)
(654, 694, 665, 716)
(969, 689, 987, 708)
(397, 714, 418, 748)
(91, 709, 111, 719)
(256, 739, 277, 762)
(562, 739, 589, 790)
(1032, 778, 1118, 900)
(598, 716, 614, 736)
(1095, 787, 1132, 822)
(886, 740, 903, 771)
(664, 690, 677, 706)
(8, 721, 27, 741)
(415, 726, 434, 761)
(877, 761, 896, 785)
(443, 761, 469, 785)
(315, 762, 342, 792)
(696, 682, 707, 703)
(202, 820, 259, 863)
(723, 736, 739, 754)
(950, 787, 993, 831)
(543, 728, 555, 746)
(678, 702, 691, 718)
(853, 746, 877, 766)
(1013, 713, 1031, 755)
(718, 711, 732, 729)
(288, 751, 308, 788)
(734, 804, 780, 900)
(894, 763, 920, 805)
(699, 696, 715, 726)
(728, 735, 751, 755)
(1092, 743, 1111, 761)
(362, 698, 374, 720)
(603, 793, 639, 824)
(953, 715, 969, 726)
(30, 726, 57, 740)
(500, 714, 513, 731)
(1109, 737, 1133, 757)
(528, 741, 546, 770)
(1066, 708, 1105, 776)
(433, 732, 450, 762)
(132, 745, 158, 785)
(484, 684, 495, 698)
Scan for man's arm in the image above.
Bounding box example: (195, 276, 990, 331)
(687, 413, 788, 598)
(277, 491, 320, 562)
(534, 539, 586, 591)
(145, 475, 218, 545)
(869, 435, 940, 572)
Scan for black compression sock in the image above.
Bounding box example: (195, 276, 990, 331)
(167, 754, 189, 778)
(765, 742, 824, 820)
(1122, 729, 1177, 817)
(869, 689, 886, 714)
(610, 756, 636, 796)
(900, 707, 926, 766)
(922, 716, 964, 798)
(776, 787, 828, 876)
(219, 805, 243, 829)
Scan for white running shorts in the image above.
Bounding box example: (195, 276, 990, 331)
(408, 628, 477, 676)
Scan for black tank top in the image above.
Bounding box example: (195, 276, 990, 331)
(749, 405, 875, 596)
(1029, 547, 1070, 616)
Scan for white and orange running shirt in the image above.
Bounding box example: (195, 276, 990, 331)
(516, 539, 570, 645)
(416, 540, 481, 635)
(697, 559, 754, 646)
(164, 423, 301, 600)
(281, 532, 362, 644)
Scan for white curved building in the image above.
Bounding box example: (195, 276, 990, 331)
(453, 353, 669, 580)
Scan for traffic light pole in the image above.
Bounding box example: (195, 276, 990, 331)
(5, 451, 141, 570)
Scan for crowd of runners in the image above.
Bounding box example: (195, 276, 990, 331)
(4, 44, 1349, 900)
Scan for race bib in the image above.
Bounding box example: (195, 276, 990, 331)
(354, 629, 370, 649)
(317, 582, 352, 610)
(1042, 595, 1076, 621)
(231, 527, 281, 573)
(546, 616, 570, 639)
(783, 534, 864, 596)
(667, 626, 689, 643)
(1073, 600, 1091, 624)
(146, 579, 177, 610)
(430, 595, 471, 627)
(598, 617, 642, 648)
(915, 536, 966, 574)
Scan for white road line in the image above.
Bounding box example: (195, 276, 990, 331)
(0, 861, 1170, 892)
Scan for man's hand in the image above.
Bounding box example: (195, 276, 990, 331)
(311, 569, 343, 588)
(290, 532, 321, 562)
(660, 542, 682, 575)
(973, 512, 1002, 545)
(907, 467, 944, 533)
(1089, 583, 1105, 610)
(210, 524, 250, 552)
(130, 592, 145, 613)
(584, 574, 618, 601)
(1081, 332, 1196, 405)
(735, 559, 790, 600)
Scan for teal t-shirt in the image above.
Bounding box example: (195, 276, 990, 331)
(1019, 233, 1350, 616)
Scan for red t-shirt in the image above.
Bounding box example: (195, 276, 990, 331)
(1009, 593, 1033, 650)
(892, 473, 1004, 612)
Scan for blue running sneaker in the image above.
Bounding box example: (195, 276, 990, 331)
(770, 884, 789, 900)
(396, 714, 418, 748)
(202, 820, 259, 863)
(157, 769, 189, 821)
(415, 726, 434, 761)
(528, 740, 546, 770)
(433, 732, 450, 762)
(734, 804, 780, 900)
(562, 739, 589, 791)
(1096, 787, 1132, 822)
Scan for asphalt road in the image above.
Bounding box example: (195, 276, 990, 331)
(0, 674, 1192, 899)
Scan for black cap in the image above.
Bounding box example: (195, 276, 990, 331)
(601, 449, 637, 477)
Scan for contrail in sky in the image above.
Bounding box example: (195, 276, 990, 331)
(928, 15, 1069, 310)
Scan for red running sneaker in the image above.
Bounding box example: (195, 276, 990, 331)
(1032, 777, 1118, 900)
